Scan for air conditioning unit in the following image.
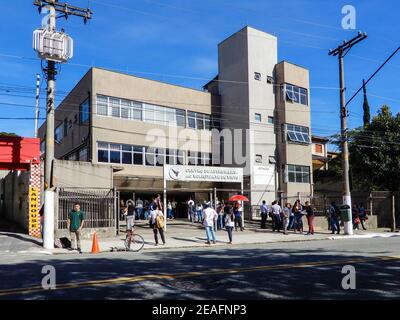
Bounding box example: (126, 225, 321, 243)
(33, 28, 73, 63)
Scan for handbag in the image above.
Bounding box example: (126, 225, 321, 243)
(156, 212, 165, 229)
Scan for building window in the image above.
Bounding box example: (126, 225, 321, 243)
(156, 148, 166, 167)
(145, 147, 156, 166)
(269, 156, 276, 164)
(187, 111, 210, 130)
(97, 95, 108, 116)
(286, 124, 311, 144)
(254, 72, 261, 81)
(187, 151, 198, 166)
(120, 100, 131, 119)
(96, 95, 198, 129)
(97, 142, 203, 167)
(55, 124, 63, 143)
(176, 109, 186, 128)
(109, 144, 121, 163)
(78, 147, 88, 161)
(110, 98, 120, 118)
(315, 144, 323, 154)
(63, 118, 68, 137)
(133, 146, 144, 165)
(255, 113, 261, 122)
(268, 116, 274, 124)
(267, 76, 274, 84)
(255, 154, 262, 163)
(80, 99, 90, 123)
(283, 84, 308, 106)
(132, 102, 143, 120)
(287, 165, 310, 183)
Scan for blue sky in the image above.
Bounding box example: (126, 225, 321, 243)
(0, 0, 399, 151)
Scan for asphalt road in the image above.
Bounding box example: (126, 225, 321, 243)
(0, 237, 399, 300)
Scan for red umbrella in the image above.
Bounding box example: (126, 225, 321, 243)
(228, 195, 249, 202)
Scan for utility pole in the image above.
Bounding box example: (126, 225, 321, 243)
(33, 0, 92, 249)
(329, 31, 367, 235)
(34, 74, 40, 138)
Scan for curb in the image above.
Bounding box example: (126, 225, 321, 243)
(13, 232, 399, 256)
(328, 233, 400, 240)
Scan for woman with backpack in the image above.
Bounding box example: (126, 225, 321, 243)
(149, 195, 166, 246)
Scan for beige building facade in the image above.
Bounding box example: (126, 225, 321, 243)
(39, 26, 314, 217)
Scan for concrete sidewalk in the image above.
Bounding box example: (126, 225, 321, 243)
(47, 220, 399, 255)
(1, 218, 398, 256)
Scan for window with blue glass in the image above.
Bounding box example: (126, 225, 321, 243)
(80, 99, 90, 123)
(286, 124, 311, 144)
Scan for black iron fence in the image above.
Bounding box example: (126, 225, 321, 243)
(57, 188, 117, 230)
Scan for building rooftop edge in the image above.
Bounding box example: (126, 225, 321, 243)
(92, 67, 212, 95)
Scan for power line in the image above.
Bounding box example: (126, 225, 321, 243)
(346, 46, 400, 107)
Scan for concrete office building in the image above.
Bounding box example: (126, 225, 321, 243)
(39, 26, 313, 218)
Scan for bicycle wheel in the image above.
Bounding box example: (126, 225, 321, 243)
(125, 234, 145, 252)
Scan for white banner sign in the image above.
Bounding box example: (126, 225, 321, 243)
(253, 165, 275, 185)
(164, 165, 243, 183)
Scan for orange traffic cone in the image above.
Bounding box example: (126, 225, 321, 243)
(91, 231, 100, 254)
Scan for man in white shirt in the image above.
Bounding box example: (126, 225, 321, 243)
(187, 198, 195, 223)
(202, 203, 218, 244)
(260, 200, 269, 229)
(271, 200, 282, 232)
(135, 198, 143, 220)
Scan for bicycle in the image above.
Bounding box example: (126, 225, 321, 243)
(124, 228, 145, 252)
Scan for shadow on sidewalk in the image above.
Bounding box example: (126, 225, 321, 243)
(0, 218, 43, 247)
(171, 237, 203, 244)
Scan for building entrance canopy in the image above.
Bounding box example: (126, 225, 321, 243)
(163, 165, 244, 230)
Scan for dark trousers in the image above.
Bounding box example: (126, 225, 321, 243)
(153, 227, 165, 244)
(360, 216, 367, 230)
(272, 214, 281, 231)
(261, 213, 267, 229)
(294, 213, 303, 231)
(235, 215, 243, 231)
(226, 226, 233, 242)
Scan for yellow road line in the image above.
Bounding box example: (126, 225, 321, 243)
(0, 255, 399, 297)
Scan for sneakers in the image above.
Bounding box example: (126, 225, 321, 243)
(78, 248, 82, 254)
(213, 241, 217, 244)
(206, 241, 211, 245)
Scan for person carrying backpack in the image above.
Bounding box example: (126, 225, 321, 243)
(149, 196, 166, 246)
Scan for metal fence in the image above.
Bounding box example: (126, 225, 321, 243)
(57, 188, 117, 230)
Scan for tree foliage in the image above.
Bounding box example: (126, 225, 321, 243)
(0, 132, 18, 137)
(349, 105, 400, 191)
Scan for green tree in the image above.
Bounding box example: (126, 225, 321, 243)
(349, 105, 400, 191)
(362, 79, 371, 127)
(0, 132, 18, 137)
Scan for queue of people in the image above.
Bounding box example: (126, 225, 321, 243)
(120, 197, 177, 222)
(259, 200, 368, 236)
(199, 199, 244, 245)
(259, 199, 316, 235)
